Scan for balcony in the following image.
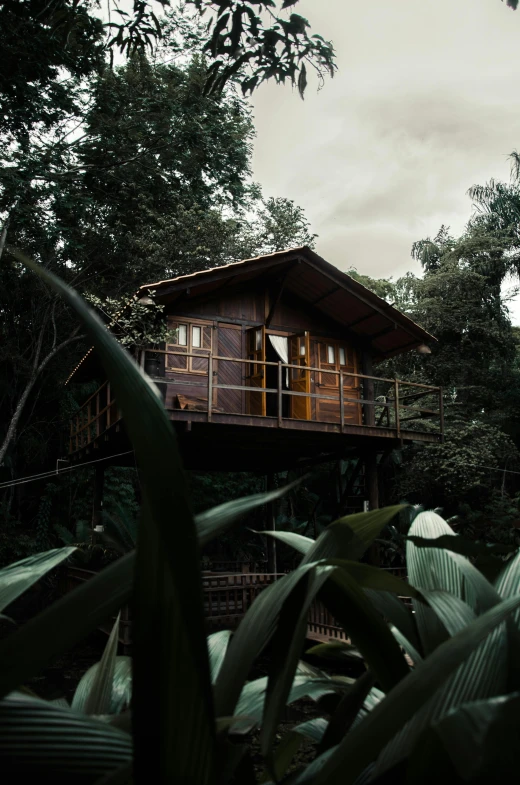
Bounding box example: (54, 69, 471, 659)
(68, 349, 443, 471)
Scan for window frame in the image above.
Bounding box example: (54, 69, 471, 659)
(166, 317, 213, 375)
(318, 339, 358, 387)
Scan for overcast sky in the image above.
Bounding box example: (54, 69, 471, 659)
(251, 0, 520, 318)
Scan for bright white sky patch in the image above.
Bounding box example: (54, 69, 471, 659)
(251, 0, 520, 320)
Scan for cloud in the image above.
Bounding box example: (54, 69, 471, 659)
(251, 0, 520, 314)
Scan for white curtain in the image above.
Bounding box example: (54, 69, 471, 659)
(269, 335, 289, 386)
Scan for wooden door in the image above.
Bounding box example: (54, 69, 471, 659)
(316, 341, 361, 424)
(289, 332, 311, 420)
(217, 324, 242, 414)
(246, 326, 266, 416)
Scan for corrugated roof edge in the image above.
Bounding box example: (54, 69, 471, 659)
(138, 245, 436, 345)
(66, 246, 434, 385)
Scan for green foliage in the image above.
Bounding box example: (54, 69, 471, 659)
(35, 482, 58, 552)
(0, 20, 319, 513)
(2, 257, 520, 782)
(396, 419, 520, 504)
(190, 0, 336, 97)
(84, 293, 176, 351)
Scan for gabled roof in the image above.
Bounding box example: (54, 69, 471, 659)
(67, 246, 434, 384)
(139, 246, 435, 358)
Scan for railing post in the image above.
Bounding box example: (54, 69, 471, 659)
(439, 386, 444, 440)
(394, 379, 400, 437)
(361, 350, 375, 426)
(140, 349, 145, 370)
(208, 355, 213, 422)
(277, 361, 282, 427)
(339, 371, 345, 432)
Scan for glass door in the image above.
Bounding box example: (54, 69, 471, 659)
(245, 326, 266, 416)
(289, 331, 311, 420)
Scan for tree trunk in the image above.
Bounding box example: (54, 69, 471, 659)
(0, 333, 82, 467)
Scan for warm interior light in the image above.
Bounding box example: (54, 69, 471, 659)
(416, 344, 431, 354)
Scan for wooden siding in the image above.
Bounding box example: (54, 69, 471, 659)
(169, 285, 264, 323)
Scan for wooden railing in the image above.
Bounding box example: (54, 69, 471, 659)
(202, 572, 283, 628)
(68, 349, 443, 454)
(69, 381, 119, 454)
(144, 349, 443, 437)
(64, 566, 412, 649)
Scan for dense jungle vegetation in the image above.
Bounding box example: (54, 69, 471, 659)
(2, 1, 520, 564)
(2, 1, 520, 784)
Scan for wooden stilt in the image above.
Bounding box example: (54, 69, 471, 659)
(266, 473, 277, 574)
(92, 464, 105, 531)
(365, 452, 379, 511)
(361, 351, 375, 427)
(364, 451, 380, 566)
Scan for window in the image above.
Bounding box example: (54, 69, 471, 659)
(319, 341, 358, 387)
(255, 328, 262, 351)
(192, 325, 202, 348)
(166, 319, 212, 373)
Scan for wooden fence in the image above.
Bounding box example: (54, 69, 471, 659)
(64, 566, 410, 650)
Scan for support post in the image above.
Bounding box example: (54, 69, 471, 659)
(277, 361, 283, 427)
(365, 452, 379, 511)
(361, 350, 375, 426)
(266, 473, 277, 575)
(364, 451, 380, 566)
(208, 355, 213, 422)
(92, 463, 105, 532)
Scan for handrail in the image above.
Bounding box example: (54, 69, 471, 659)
(152, 348, 441, 391)
(68, 347, 443, 454)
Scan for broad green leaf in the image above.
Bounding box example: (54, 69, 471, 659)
(493, 549, 520, 687)
(422, 692, 520, 781)
(407, 534, 515, 558)
(407, 511, 500, 654)
(214, 563, 323, 720)
(0, 553, 134, 699)
(305, 640, 364, 662)
(298, 506, 405, 566)
(364, 589, 421, 653)
(260, 565, 334, 768)
(261, 505, 405, 564)
(422, 590, 476, 635)
(9, 248, 215, 784)
(197, 481, 299, 548)
(73, 657, 132, 717)
(318, 670, 375, 754)
(207, 630, 232, 684)
(309, 594, 520, 785)
(0, 547, 76, 613)
(495, 549, 520, 601)
(232, 673, 346, 734)
(72, 614, 121, 716)
(389, 625, 423, 665)
(259, 529, 314, 556)
(0, 692, 131, 783)
(327, 505, 406, 561)
(317, 570, 410, 692)
(376, 587, 505, 774)
(329, 560, 418, 598)
(261, 717, 328, 783)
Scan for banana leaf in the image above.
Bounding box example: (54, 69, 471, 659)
(0, 547, 76, 613)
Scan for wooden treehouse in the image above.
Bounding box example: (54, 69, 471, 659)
(66, 247, 443, 512)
